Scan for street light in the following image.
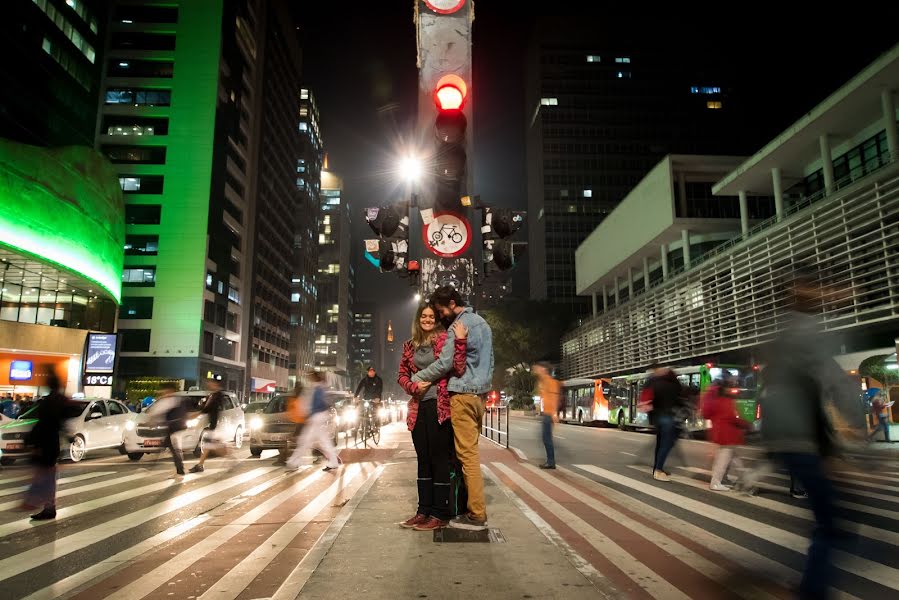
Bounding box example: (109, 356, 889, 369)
(414, 293, 422, 302)
(400, 157, 422, 183)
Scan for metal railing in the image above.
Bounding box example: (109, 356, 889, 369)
(481, 405, 509, 448)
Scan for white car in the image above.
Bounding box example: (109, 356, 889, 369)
(124, 391, 244, 460)
(248, 391, 347, 456)
(0, 398, 136, 464)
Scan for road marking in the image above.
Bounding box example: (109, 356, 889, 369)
(270, 464, 385, 600)
(0, 467, 279, 581)
(0, 471, 115, 498)
(511, 447, 528, 461)
(0, 469, 225, 539)
(0, 470, 163, 511)
(522, 464, 780, 600)
(660, 466, 899, 547)
(576, 465, 899, 591)
(104, 468, 333, 600)
(494, 463, 693, 600)
(483, 464, 616, 598)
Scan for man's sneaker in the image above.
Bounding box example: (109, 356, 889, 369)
(539, 463, 556, 469)
(709, 483, 732, 492)
(791, 489, 808, 499)
(652, 470, 671, 482)
(448, 513, 487, 531)
(189, 464, 204, 473)
(413, 516, 449, 531)
(398, 513, 429, 529)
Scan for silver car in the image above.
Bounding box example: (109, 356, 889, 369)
(0, 398, 136, 464)
(248, 391, 345, 457)
(123, 390, 244, 460)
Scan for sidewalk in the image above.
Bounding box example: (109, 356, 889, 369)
(295, 432, 604, 599)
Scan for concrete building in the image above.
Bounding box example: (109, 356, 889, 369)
(563, 43, 899, 380)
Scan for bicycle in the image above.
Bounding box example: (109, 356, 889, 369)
(429, 224, 463, 247)
(358, 400, 381, 447)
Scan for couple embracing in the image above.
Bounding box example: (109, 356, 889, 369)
(396, 286, 494, 532)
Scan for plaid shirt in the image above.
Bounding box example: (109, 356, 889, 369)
(398, 333, 466, 431)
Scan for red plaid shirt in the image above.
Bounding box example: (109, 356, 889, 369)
(398, 333, 467, 431)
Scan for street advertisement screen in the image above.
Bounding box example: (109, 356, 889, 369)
(85, 333, 117, 374)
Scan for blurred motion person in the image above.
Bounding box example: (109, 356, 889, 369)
(190, 379, 227, 473)
(21, 373, 68, 520)
(287, 371, 340, 471)
(644, 364, 685, 482)
(533, 362, 561, 470)
(867, 389, 893, 443)
(151, 383, 186, 476)
(759, 266, 863, 598)
(702, 373, 751, 491)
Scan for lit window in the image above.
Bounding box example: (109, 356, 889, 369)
(586, 55, 601, 63)
(583, 189, 592, 198)
(319, 234, 326, 244)
(568, 205, 577, 213)
(615, 57, 631, 63)
(299, 122, 308, 132)
(42, 38, 51, 54)
(617, 71, 631, 79)
(706, 101, 723, 109)
(301, 89, 309, 100)
(540, 98, 558, 106)
(560, 189, 568, 197)
(291, 293, 300, 302)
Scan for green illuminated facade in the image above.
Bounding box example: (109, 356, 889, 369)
(99, 1, 259, 393)
(0, 141, 124, 303)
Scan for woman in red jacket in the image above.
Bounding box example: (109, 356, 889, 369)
(396, 303, 467, 531)
(702, 374, 750, 491)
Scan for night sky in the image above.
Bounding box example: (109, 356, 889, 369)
(299, 5, 899, 368)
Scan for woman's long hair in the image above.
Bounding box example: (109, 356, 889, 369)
(411, 303, 444, 349)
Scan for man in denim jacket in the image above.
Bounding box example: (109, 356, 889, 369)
(412, 286, 494, 530)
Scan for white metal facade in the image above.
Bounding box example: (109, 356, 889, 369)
(562, 159, 899, 378)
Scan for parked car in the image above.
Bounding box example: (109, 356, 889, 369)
(0, 398, 136, 464)
(123, 390, 244, 460)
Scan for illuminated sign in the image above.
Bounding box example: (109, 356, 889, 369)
(85, 334, 117, 373)
(84, 374, 113, 386)
(10, 360, 33, 381)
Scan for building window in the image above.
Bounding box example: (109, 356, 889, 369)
(122, 267, 156, 286)
(228, 286, 240, 304)
(615, 57, 631, 63)
(119, 175, 164, 194)
(540, 98, 558, 106)
(120, 296, 153, 319)
(125, 204, 161, 224)
(203, 331, 213, 354)
(206, 272, 214, 289)
(706, 101, 723, 110)
(692, 86, 722, 95)
(124, 235, 158, 255)
(105, 89, 171, 106)
(617, 71, 631, 79)
(291, 293, 300, 302)
(583, 189, 592, 198)
(107, 59, 174, 78)
(586, 55, 601, 63)
(121, 329, 151, 352)
(104, 146, 167, 164)
(110, 32, 176, 51)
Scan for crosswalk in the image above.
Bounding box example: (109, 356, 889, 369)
(487, 455, 899, 599)
(0, 460, 383, 600)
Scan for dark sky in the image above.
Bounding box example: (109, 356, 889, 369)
(299, 5, 899, 367)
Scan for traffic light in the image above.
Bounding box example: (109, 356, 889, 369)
(364, 205, 409, 272)
(482, 208, 525, 271)
(432, 74, 468, 210)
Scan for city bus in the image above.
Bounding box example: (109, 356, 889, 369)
(560, 378, 611, 424)
(605, 363, 760, 432)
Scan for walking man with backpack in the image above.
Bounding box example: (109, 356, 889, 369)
(152, 383, 186, 476)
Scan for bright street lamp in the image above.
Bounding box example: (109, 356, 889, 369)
(414, 293, 422, 302)
(400, 157, 422, 183)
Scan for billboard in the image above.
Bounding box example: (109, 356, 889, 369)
(85, 333, 117, 374)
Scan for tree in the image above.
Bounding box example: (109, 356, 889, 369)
(859, 355, 899, 387)
(480, 300, 576, 405)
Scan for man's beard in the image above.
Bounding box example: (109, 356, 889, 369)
(440, 314, 455, 328)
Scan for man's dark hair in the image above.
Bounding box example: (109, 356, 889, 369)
(430, 286, 465, 308)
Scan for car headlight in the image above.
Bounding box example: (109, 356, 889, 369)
(344, 408, 358, 423)
(364, 401, 370, 408)
(334, 415, 341, 425)
(186, 418, 199, 428)
(250, 417, 263, 431)
(125, 421, 135, 431)
(377, 408, 388, 419)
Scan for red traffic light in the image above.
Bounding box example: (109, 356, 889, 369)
(407, 260, 420, 272)
(433, 74, 468, 112)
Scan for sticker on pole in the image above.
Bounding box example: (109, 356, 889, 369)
(423, 211, 472, 258)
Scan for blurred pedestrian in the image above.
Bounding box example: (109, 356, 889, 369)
(644, 364, 685, 482)
(866, 389, 893, 443)
(287, 371, 340, 471)
(758, 265, 864, 598)
(190, 379, 227, 473)
(702, 373, 751, 491)
(151, 384, 186, 476)
(21, 374, 69, 520)
(533, 362, 561, 469)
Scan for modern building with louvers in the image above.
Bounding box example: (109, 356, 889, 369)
(562, 43, 899, 380)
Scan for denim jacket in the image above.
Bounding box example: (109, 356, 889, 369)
(412, 307, 494, 395)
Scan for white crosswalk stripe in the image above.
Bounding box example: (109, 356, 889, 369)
(0, 471, 115, 497)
